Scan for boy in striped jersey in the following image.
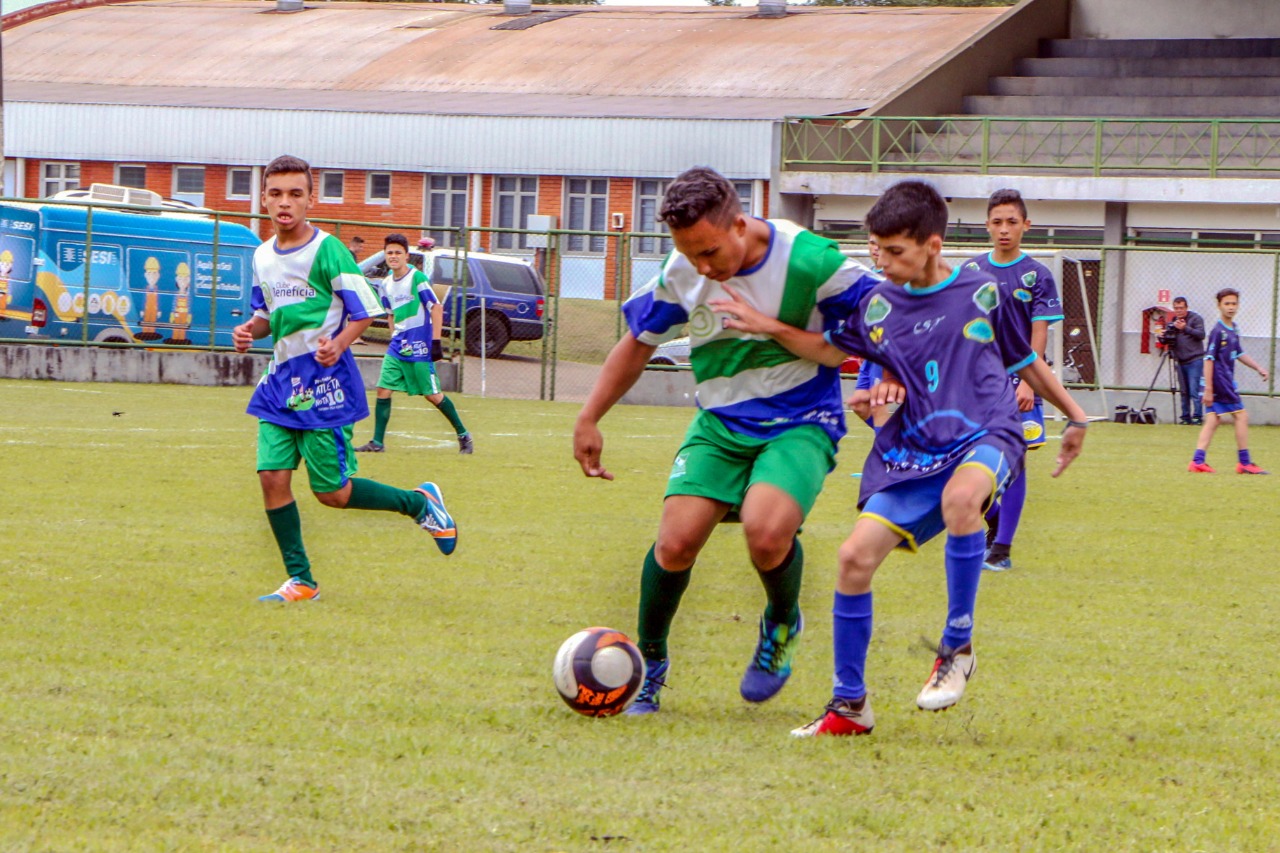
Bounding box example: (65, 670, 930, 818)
(573, 166, 884, 714)
(233, 155, 458, 604)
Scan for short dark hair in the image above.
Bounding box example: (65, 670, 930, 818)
(658, 167, 741, 231)
(1216, 288, 1239, 303)
(351, 235, 365, 244)
(263, 154, 313, 192)
(865, 180, 949, 243)
(987, 188, 1028, 219)
(1173, 296, 1188, 306)
(384, 233, 409, 252)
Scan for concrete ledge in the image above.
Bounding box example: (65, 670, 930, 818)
(0, 344, 458, 391)
(620, 367, 697, 407)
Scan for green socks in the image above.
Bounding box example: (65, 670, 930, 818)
(636, 544, 692, 661)
(436, 396, 468, 436)
(346, 478, 428, 520)
(266, 501, 314, 587)
(759, 538, 803, 628)
(372, 397, 391, 446)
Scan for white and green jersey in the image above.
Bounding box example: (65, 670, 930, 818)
(380, 267, 438, 362)
(246, 227, 384, 429)
(622, 219, 881, 444)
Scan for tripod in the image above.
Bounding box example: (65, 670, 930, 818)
(1138, 345, 1180, 422)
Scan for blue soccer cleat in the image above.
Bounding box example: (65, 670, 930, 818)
(415, 482, 457, 555)
(625, 658, 669, 715)
(740, 611, 803, 703)
(982, 553, 1013, 572)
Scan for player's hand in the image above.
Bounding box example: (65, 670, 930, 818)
(847, 389, 872, 421)
(1203, 390, 1214, 406)
(1259, 367, 1270, 382)
(431, 339, 444, 362)
(708, 284, 781, 336)
(1051, 424, 1086, 477)
(232, 322, 254, 353)
(1015, 379, 1035, 413)
(870, 371, 906, 408)
(573, 419, 613, 481)
(315, 335, 342, 367)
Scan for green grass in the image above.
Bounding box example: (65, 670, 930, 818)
(2, 379, 1279, 850)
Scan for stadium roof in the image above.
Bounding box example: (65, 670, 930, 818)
(4, 0, 1005, 121)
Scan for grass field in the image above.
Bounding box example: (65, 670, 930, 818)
(2, 378, 1279, 851)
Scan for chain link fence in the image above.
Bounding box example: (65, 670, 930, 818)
(4, 193, 1279, 408)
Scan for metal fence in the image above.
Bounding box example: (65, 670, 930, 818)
(4, 195, 1279, 407)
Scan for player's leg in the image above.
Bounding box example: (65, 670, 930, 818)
(985, 402, 1043, 572)
(305, 425, 457, 555)
(737, 425, 833, 702)
(356, 380, 395, 453)
(1231, 410, 1267, 473)
(257, 422, 318, 602)
(1190, 411, 1220, 472)
(626, 495, 729, 715)
(425, 360, 473, 453)
(917, 448, 1011, 711)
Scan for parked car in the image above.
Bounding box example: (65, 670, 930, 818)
(359, 245, 544, 358)
(647, 336, 691, 368)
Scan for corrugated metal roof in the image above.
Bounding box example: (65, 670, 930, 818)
(3, 0, 1004, 120)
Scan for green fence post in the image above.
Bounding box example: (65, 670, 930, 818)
(870, 118, 880, 174)
(549, 239, 561, 402)
(457, 231, 469, 394)
(1093, 120, 1103, 177)
(1270, 251, 1279, 396)
(1094, 249, 1108, 391)
(82, 206, 93, 343)
(539, 235, 552, 402)
(1209, 120, 1221, 179)
(210, 213, 221, 346)
(981, 117, 990, 175)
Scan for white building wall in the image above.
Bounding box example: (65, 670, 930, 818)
(1072, 0, 1280, 39)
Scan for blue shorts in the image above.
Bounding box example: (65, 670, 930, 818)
(1021, 401, 1046, 449)
(860, 443, 1018, 553)
(1210, 400, 1245, 416)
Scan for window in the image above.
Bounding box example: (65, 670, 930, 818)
(432, 255, 466, 287)
(367, 172, 392, 205)
(320, 171, 344, 203)
(228, 168, 253, 200)
(427, 174, 468, 247)
(566, 178, 608, 252)
(734, 180, 755, 216)
(172, 166, 205, 206)
(494, 176, 538, 250)
(41, 161, 80, 196)
(635, 179, 673, 256)
(116, 164, 147, 189)
(478, 258, 541, 295)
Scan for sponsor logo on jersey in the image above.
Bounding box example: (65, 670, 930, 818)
(963, 318, 995, 343)
(1023, 418, 1044, 442)
(869, 326, 885, 344)
(973, 282, 1000, 314)
(1021, 270, 1038, 289)
(864, 294, 892, 324)
(1013, 288, 1032, 303)
(914, 315, 946, 335)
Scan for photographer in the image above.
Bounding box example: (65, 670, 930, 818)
(1161, 296, 1207, 424)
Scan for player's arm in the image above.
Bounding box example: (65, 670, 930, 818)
(1015, 357, 1087, 477)
(709, 284, 846, 367)
(1187, 312, 1205, 342)
(1238, 353, 1269, 382)
(233, 315, 270, 352)
(1202, 356, 1215, 405)
(316, 317, 372, 367)
(573, 332, 656, 480)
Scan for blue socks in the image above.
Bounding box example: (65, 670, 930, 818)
(1194, 449, 1207, 464)
(993, 469, 1026, 547)
(942, 531, 986, 650)
(1239, 449, 1252, 465)
(832, 591, 873, 701)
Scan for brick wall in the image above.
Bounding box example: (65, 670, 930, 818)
(603, 177, 635, 301)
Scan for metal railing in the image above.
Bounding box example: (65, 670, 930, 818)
(781, 116, 1280, 177)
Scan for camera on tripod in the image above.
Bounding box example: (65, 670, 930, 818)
(1158, 323, 1180, 346)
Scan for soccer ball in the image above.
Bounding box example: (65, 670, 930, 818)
(553, 627, 646, 717)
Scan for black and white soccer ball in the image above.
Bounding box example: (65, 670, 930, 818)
(553, 627, 646, 717)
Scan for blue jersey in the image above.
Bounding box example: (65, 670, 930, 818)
(1206, 319, 1244, 407)
(854, 360, 883, 391)
(825, 264, 1035, 506)
(970, 252, 1061, 391)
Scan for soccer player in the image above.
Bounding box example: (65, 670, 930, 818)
(233, 155, 458, 603)
(572, 166, 884, 714)
(1188, 288, 1269, 474)
(354, 233, 474, 455)
(710, 180, 1088, 737)
(970, 189, 1064, 572)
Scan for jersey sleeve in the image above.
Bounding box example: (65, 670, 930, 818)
(415, 269, 439, 309)
(822, 289, 877, 360)
(1030, 263, 1064, 324)
(377, 276, 391, 312)
(250, 259, 268, 320)
(816, 256, 883, 333)
(622, 253, 691, 345)
(1205, 327, 1222, 361)
(320, 236, 384, 321)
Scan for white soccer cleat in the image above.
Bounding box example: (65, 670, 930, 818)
(916, 643, 976, 712)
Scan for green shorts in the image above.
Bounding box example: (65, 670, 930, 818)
(378, 354, 441, 397)
(257, 420, 357, 494)
(664, 410, 836, 516)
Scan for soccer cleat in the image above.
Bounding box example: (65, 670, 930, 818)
(458, 433, 475, 455)
(258, 577, 319, 603)
(791, 696, 875, 737)
(355, 441, 385, 453)
(916, 643, 976, 712)
(982, 555, 1013, 572)
(1188, 461, 1216, 473)
(1237, 463, 1269, 475)
(740, 611, 803, 703)
(625, 658, 669, 715)
(415, 482, 457, 555)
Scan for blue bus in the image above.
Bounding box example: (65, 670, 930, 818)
(0, 193, 260, 347)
